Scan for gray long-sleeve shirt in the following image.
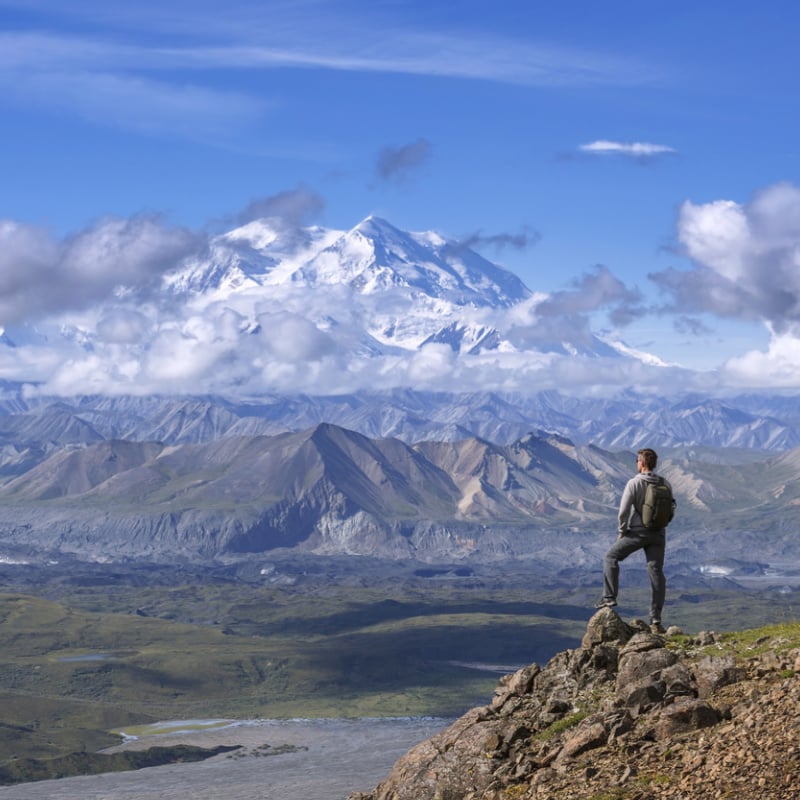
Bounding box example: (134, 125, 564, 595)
(618, 471, 673, 536)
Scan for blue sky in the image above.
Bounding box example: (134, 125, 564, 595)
(1, 0, 800, 393)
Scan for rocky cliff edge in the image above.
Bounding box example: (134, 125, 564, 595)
(350, 608, 800, 800)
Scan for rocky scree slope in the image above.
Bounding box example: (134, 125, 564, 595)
(350, 609, 800, 800)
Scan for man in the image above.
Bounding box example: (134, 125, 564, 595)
(596, 448, 674, 634)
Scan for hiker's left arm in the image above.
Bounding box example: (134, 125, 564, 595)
(617, 481, 634, 537)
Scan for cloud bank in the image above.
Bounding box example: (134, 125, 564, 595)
(1, 183, 799, 399)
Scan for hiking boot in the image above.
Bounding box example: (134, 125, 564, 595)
(594, 598, 617, 609)
(650, 622, 666, 635)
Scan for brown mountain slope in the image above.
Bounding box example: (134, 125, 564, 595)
(351, 611, 800, 800)
(1, 423, 800, 563)
(0, 440, 165, 500)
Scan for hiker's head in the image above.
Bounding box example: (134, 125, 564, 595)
(638, 448, 658, 471)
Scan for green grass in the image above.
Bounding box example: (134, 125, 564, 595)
(711, 621, 800, 657)
(532, 710, 588, 741)
(0, 743, 239, 786)
(0, 586, 586, 767)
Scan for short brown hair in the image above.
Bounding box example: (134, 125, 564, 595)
(638, 448, 658, 470)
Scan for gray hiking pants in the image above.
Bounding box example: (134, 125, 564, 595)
(602, 529, 666, 624)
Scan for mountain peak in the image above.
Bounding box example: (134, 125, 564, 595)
(351, 215, 401, 237)
(299, 216, 531, 309)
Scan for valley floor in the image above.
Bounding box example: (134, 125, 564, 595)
(0, 717, 449, 800)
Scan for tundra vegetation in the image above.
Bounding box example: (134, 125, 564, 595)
(0, 555, 794, 784)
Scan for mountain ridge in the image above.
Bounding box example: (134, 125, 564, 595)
(0, 421, 799, 573)
(2, 389, 799, 454)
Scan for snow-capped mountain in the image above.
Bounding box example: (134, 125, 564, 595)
(421, 322, 508, 355)
(163, 214, 635, 358)
(0, 214, 667, 401)
(293, 216, 531, 305)
(166, 221, 340, 295)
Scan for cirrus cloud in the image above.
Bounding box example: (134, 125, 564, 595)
(579, 140, 677, 160)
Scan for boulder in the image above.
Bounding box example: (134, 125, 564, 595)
(581, 608, 637, 648)
(350, 611, 798, 800)
(556, 719, 608, 761)
(616, 644, 679, 715)
(651, 697, 721, 740)
(693, 655, 746, 699)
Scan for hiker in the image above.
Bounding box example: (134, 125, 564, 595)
(596, 447, 675, 634)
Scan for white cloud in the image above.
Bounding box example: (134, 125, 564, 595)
(648, 181, 800, 388)
(13, 316, 717, 399)
(405, 343, 459, 385)
(96, 309, 151, 345)
(144, 327, 228, 385)
(0, 339, 67, 383)
(257, 312, 337, 362)
(0, 216, 200, 325)
(579, 140, 676, 159)
(46, 352, 136, 396)
(723, 328, 800, 388)
(676, 198, 750, 281)
(655, 182, 800, 334)
(8, 185, 800, 399)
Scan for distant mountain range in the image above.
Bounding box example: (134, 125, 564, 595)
(0, 214, 794, 455)
(1, 387, 799, 460)
(0, 419, 798, 574)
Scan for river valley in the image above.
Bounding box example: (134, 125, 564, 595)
(0, 717, 450, 800)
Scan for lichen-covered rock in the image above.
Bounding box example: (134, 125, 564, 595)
(490, 664, 539, 712)
(581, 606, 637, 648)
(693, 654, 745, 698)
(555, 720, 607, 761)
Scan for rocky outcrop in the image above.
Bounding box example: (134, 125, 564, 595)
(350, 609, 800, 800)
